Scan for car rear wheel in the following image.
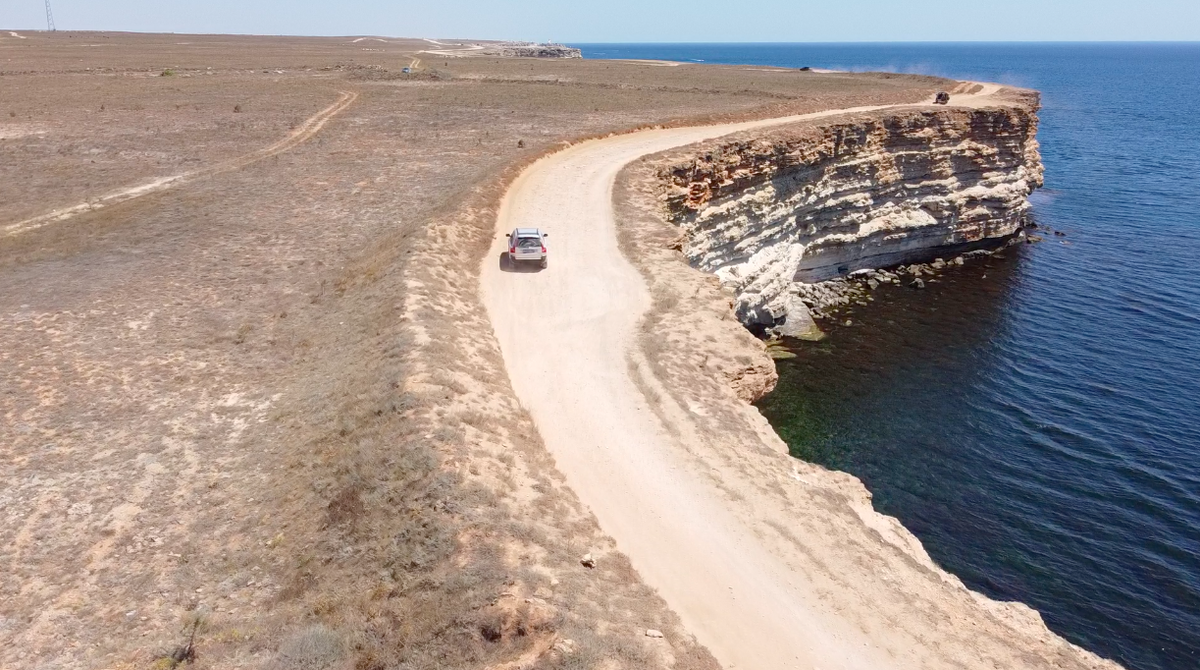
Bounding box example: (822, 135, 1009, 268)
(540, 258, 548, 269)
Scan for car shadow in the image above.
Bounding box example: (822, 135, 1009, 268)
(498, 252, 544, 273)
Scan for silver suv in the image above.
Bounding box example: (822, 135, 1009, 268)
(507, 228, 548, 268)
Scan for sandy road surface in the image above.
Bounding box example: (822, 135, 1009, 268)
(482, 87, 1004, 669)
(419, 39, 488, 57)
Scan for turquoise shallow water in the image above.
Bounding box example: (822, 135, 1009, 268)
(576, 43, 1200, 670)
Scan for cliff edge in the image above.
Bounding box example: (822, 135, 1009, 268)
(613, 87, 1121, 670)
(658, 90, 1044, 330)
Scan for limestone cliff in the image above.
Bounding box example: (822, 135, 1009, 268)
(493, 42, 583, 58)
(658, 102, 1043, 327)
(613, 95, 1121, 670)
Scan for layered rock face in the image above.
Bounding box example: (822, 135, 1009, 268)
(659, 105, 1044, 326)
(493, 42, 583, 58)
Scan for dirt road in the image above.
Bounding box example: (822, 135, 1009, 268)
(420, 39, 488, 57)
(481, 88, 1005, 669)
(3, 90, 357, 238)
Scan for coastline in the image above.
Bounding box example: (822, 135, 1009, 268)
(610, 89, 1122, 668)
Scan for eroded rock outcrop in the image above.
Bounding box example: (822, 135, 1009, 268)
(659, 103, 1043, 327)
(493, 42, 583, 59)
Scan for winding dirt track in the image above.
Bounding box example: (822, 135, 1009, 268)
(481, 88, 1002, 669)
(3, 90, 358, 238)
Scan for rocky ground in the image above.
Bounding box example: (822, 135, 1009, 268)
(791, 239, 1017, 321)
(0, 31, 946, 670)
(782, 226, 1065, 336)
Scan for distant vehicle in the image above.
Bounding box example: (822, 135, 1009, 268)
(402, 67, 412, 74)
(934, 91, 951, 105)
(507, 228, 548, 268)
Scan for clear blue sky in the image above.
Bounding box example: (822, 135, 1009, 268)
(5, 0, 1199, 41)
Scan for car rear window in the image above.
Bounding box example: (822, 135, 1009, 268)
(517, 238, 541, 249)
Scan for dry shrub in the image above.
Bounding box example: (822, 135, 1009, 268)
(324, 483, 365, 530)
(274, 624, 344, 670)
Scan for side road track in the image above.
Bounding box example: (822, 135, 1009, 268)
(481, 85, 1026, 670)
(3, 90, 358, 238)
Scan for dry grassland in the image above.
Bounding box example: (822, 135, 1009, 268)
(1, 31, 944, 669)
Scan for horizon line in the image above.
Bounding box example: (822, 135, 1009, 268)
(3, 30, 1199, 44)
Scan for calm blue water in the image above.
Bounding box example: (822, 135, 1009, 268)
(576, 44, 1200, 670)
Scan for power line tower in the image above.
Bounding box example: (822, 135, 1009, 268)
(45, 0, 56, 31)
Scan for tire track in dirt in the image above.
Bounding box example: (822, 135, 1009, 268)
(2, 90, 359, 238)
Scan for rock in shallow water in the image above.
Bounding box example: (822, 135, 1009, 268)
(774, 296, 825, 340)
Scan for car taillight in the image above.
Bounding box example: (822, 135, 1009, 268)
(509, 246, 516, 254)
(540, 245, 546, 253)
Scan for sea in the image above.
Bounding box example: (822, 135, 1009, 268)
(574, 43, 1200, 670)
